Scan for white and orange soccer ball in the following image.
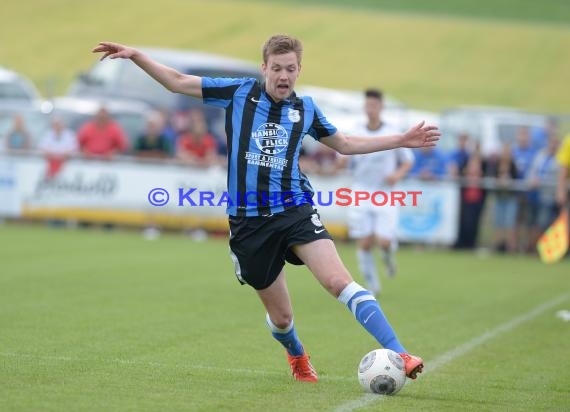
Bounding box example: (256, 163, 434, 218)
(357, 349, 407, 395)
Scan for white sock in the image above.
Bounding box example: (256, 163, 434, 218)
(357, 249, 380, 294)
(381, 246, 397, 278)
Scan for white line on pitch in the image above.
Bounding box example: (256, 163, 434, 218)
(0, 351, 353, 382)
(333, 293, 569, 412)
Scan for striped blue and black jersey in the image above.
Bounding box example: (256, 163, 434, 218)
(202, 77, 337, 217)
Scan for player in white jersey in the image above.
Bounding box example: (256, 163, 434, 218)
(343, 89, 414, 295)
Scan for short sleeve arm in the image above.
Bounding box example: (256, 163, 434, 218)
(308, 100, 337, 141)
(202, 77, 245, 108)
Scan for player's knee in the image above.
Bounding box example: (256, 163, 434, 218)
(358, 238, 374, 250)
(271, 312, 293, 329)
(375, 236, 391, 249)
(359, 243, 373, 252)
(325, 275, 352, 298)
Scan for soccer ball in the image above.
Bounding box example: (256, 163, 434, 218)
(357, 349, 406, 395)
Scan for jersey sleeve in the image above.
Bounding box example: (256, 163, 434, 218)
(202, 77, 246, 108)
(307, 99, 337, 140)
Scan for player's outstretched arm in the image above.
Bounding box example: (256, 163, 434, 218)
(92, 42, 202, 98)
(320, 121, 440, 155)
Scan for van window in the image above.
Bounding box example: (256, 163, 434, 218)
(118, 62, 174, 108)
(87, 58, 122, 88)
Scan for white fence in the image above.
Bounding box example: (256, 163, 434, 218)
(0, 153, 460, 244)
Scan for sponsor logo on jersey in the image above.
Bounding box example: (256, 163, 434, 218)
(251, 123, 289, 155)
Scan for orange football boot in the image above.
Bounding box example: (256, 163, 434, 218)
(287, 353, 318, 382)
(399, 353, 424, 379)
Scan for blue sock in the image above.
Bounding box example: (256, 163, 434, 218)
(338, 282, 406, 353)
(266, 314, 305, 356)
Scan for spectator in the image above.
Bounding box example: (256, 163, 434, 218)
(77, 106, 128, 159)
(4, 114, 32, 151)
(529, 117, 558, 152)
(176, 109, 218, 167)
(512, 126, 539, 252)
(298, 146, 319, 175)
(302, 143, 342, 176)
(201, 104, 228, 157)
(408, 147, 447, 181)
(156, 109, 178, 155)
(172, 109, 191, 135)
(133, 112, 172, 159)
(447, 133, 471, 178)
(453, 142, 487, 250)
(512, 127, 538, 178)
(528, 134, 561, 232)
(487, 143, 519, 253)
(38, 117, 77, 178)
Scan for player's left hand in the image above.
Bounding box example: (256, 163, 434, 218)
(402, 121, 440, 148)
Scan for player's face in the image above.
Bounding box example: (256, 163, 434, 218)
(262, 52, 301, 101)
(364, 97, 382, 119)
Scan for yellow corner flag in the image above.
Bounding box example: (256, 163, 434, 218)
(537, 209, 569, 264)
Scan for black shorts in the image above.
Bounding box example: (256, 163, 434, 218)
(228, 203, 333, 290)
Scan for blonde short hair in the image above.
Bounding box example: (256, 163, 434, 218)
(262, 34, 303, 64)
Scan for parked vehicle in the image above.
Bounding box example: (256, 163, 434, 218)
(439, 106, 562, 156)
(67, 47, 262, 112)
(68, 47, 263, 152)
(0, 66, 41, 103)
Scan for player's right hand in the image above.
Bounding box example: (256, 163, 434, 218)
(92, 42, 138, 61)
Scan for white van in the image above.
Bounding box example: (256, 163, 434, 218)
(67, 47, 262, 112)
(439, 106, 564, 156)
(0, 67, 41, 103)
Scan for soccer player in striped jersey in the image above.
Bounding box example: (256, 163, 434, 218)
(340, 89, 415, 296)
(93, 35, 440, 383)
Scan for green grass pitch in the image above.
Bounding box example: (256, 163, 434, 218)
(1, 224, 568, 411)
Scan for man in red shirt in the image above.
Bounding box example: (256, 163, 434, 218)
(176, 109, 218, 167)
(78, 107, 128, 159)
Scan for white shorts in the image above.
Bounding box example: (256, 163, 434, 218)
(348, 204, 399, 240)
